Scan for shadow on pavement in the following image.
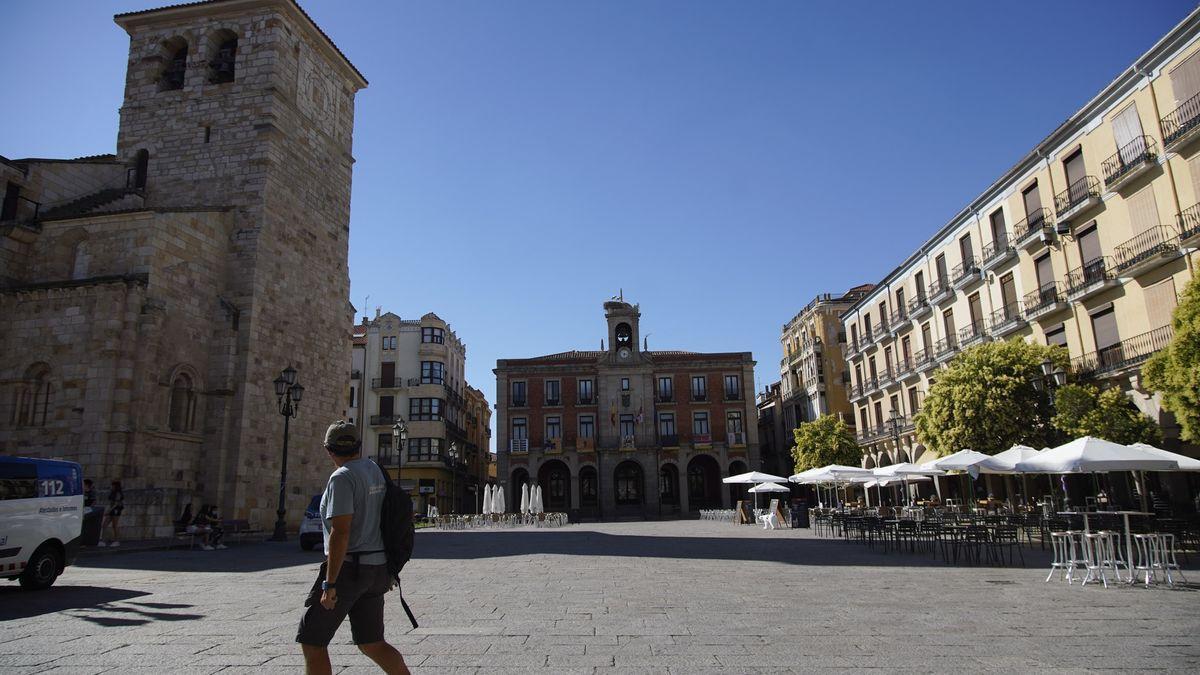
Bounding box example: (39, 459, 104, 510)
(414, 528, 1060, 569)
(73, 541, 321, 573)
(0, 585, 149, 622)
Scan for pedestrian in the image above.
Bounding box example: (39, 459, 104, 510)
(296, 420, 409, 675)
(195, 504, 227, 550)
(98, 480, 124, 547)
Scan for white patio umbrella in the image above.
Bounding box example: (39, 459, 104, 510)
(748, 481, 791, 493)
(482, 484, 492, 515)
(1127, 442, 1200, 512)
(493, 483, 505, 514)
(722, 471, 788, 484)
(790, 468, 836, 507)
(977, 444, 1042, 507)
(1014, 437, 1179, 473)
(873, 462, 941, 505)
(922, 449, 995, 506)
(520, 483, 530, 514)
(534, 485, 544, 514)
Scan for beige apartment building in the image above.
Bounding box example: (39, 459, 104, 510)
(354, 309, 489, 514)
(777, 285, 874, 433)
(844, 9, 1200, 469)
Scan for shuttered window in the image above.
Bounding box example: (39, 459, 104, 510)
(1045, 325, 1068, 348)
(990, 209, 1007, 246)
(1077, 226, 1102, 264)
(1189, 154, 1200, 204)
(1171, 50, 1200, 105)
(1064, 149, 1086, 188)
(1035, 254, 1054, 288)
(960, 234, 974, 264)
(1126, 185, 1161, 236)
(1145, 278, 1178, 329)
(1111, 103, 1144, 163)
(968, 293, 983, 325)
(921, 324, 932, 351)
(1000, 273, 1017, 310)
(935, 254, 948, 283)
(942, 309, 955, 339)
(1090, 307, 1120, 351)
(1023, 182, 1042, 216)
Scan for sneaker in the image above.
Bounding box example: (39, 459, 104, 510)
(109, 541, 120, 547)
(96, 541, 107, 547)
(202, 545, 214, 551)
(215, 544, 228, 550)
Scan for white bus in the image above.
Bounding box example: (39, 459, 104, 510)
(0, 456, 84, 590)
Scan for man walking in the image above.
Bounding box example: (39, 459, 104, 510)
(297, 420, 410, 675)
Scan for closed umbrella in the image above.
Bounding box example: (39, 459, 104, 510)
(493, 483, 505, 514)
(520, 483, 530, 515)
(534, 485, 544, 514)
(482, 484, 492, 515)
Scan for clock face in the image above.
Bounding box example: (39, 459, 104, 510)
(618, 348, 631, 360)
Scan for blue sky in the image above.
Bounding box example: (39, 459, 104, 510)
(5, 1, 1194, 446)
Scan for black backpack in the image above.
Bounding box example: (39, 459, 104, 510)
(374, 461, 418, 628)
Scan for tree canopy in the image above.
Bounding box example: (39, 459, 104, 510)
(914, 339, 1068, 456)
(792, 414, 861, 473)
(1052, 383, 1160, 445)
(1143, 275, 1200, 443)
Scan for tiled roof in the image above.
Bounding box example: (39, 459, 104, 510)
(114, 0, 367, 86)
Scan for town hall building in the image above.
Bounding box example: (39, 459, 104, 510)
(494, 298, 760, 520)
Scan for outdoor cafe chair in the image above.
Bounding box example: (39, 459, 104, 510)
(990, 525, 1024, 567)
(1080, 532, 1118, 588)
(896, 519, 918, 553)
(1047, 531, 1081, 584)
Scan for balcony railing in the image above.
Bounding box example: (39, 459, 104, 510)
(894, 356, 913, 376)
(370, 414, 401, 426)
(958, 320, 987, 346)
(908, 293, 930, 318)
(371, 377, 417, 389)
(849, 383, 864, 400)
(888, 307, 909, 333)
(952, 256, 982, 288)
(981, 236, 1016, 270)
(987, 302, 1026, 336)
(724, 390, 742, 401)
(659, 434, 679, 448)
(847, 338, 862, 357)
(1072, 325, 1174, 379)
(1065, 256, 1116, 299)
(934, 336, 958, 360)
(545, 397, 561, 406)
(1102, 135, 1158, 188)
(1161, 91, 1200, 148)
(578, 396, 596, 405)
(510, 397, 527, 407)
(509, 438, 529, 453)
(1113, 225, 1180, 275)
(1054, 175, 1101, 221)
(1178, 203, 1200, 243)
(691, 392, 707, 402)
(1023, 282, 1068, 319)
(655, 392, 674, 403)
(1013, 208, 1053, 247)
(928, 277, 953, 304)
(864, 376, 880, 393)
(912, 347, 932, 372)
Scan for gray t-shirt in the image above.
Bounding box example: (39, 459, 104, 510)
(320, 457, 386, 565)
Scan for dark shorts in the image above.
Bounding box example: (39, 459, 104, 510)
(296, 561, 391, 646)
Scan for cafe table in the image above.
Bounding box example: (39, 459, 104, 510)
(1060, 510, 1151, 582)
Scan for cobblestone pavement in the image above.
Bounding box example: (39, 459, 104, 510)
(2, 520, 1198, 673)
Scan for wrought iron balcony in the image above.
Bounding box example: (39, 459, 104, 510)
(849, 383, 865, 400)
(1023, 282, 1069, 321)
(908, 293, 931, 319)
(1072, 325, 1173, 379)
(370, 414, 401, 426)
(1065, 256, 1117, 301)
(1161, 91, 1200, 149)
(1013, 208, 1054, 249)
(544, 397, 561, 406)
(952, 256, 983, 290)
(1102, 136, 1158, 190)
(371, 377, 417, 390)
(510, 397, 527, 407)
(578, 396, 596, 405)
(987, 302, 1026, 337)
(888, 307, 910, 335)
(724, 390, 742, 401)
(659, 434, 680, 448)
(655, 392, 673, 404)
(878, 366, 895, 387)
(912, 347, 934, 373)
(846, 338, 862, 358)
(934, 336, 958, 361)
(1178, 203, 1200, 246)
(958, 320, 988, 348)
(980, 236, 1017, 271)
(894, 357, 913, 377)
(1055, 176, 1102, 223)
(928, 277, 953, 305)
(1113, 225, 1181, 276)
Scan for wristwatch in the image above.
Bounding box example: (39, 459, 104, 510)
(321, 580, 337, 591)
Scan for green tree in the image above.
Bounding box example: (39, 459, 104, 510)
(1052, 384, 1161, 445)
(1143, 275, 1200, 443)
(914, 339, 1068, 456)
(791, 414, 861, 473)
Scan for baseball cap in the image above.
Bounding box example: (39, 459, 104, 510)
(324, 420, 361, 456)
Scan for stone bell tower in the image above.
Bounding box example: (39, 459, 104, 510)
(604, 295, 641, 363)
(112, 0, 368, 525)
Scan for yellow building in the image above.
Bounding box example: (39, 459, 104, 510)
(843, 9, 1200, 468)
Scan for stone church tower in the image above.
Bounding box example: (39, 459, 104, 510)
(0, 0, 366, 535)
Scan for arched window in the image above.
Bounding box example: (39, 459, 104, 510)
(159, 38, 188, 91)
(11, 363, 52, 427)
(71, 239, 91, 279)
(208, 30, 237, 84)
(168, 373, 196, 432)
(614, 461, 642, 505)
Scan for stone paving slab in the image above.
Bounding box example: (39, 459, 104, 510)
(1, 520, 1198, 673)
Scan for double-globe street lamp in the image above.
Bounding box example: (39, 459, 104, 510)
(446, 442, 459, 514)
(270, 366, 304, 542)
(1030, 358, 1069, 507)
(391, 418, 408, 478)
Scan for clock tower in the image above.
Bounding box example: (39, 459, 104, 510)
(603, 297, 641, 362)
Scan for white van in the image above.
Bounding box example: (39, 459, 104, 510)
(0, 456, 84, 589)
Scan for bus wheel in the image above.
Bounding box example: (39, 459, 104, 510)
(19, 545, 62, 590)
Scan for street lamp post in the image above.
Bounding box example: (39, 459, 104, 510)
(447, 442, 459, 514)
(886, 411, 905, 505)
(270, 366, 304, 542)
(392, 419, 408, 482)
(1030, 358, 1068, 508)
